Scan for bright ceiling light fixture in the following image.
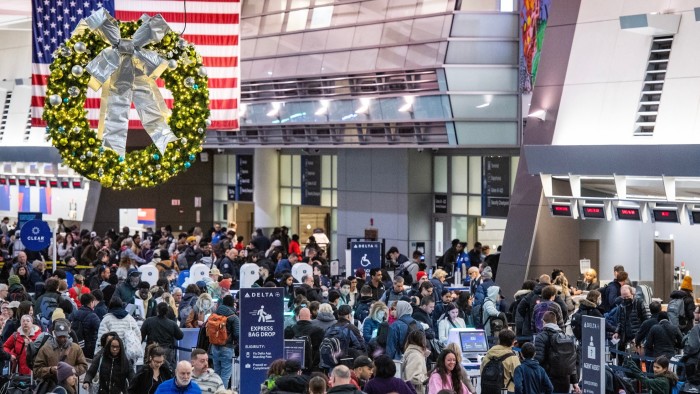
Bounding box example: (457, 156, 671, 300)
(355, 97, 372, 114)
(398, 95, 415, 112)
(266, 102, 282, 117)
(315, 99, 330, 116)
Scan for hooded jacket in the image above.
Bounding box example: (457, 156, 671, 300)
(212, 304, 240, 348)
(386, 300, 416, 360)
(3, 324, 41, 374)
(70, 305, 100, 358)
(95, 307, 140, 356)
(669, 289, 695, 333)
(482, 285, 501, 337)
(644, 319, 682, 359)
(516, 282, 547, 337)
(402, 344, 428, 394)
(272, 373, 310, 393)
(513, 359, 553, 394)
(625, 358, 677, 394)
(310, 311, 336, 332)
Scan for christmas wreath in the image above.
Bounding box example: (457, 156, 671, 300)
(43, 8, 209, 190)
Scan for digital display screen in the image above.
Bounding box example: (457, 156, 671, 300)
(551, 204, 572, 217)
(460, 331, 488, 353)
(582, 206, 606, 219)
(653, 209, 678, 223)
(617, 207, 641, 221)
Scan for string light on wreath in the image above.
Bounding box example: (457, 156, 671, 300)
(43, 8, 210, 190)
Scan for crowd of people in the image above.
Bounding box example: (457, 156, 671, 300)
(0, 219, 695, 394)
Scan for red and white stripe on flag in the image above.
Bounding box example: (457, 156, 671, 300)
(31, 0, 240, 131)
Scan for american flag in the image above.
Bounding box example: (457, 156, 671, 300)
(31, 0, 240, 130)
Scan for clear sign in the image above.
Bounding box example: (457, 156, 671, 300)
(20, 220, 52, 251)
(239, 288, 284, 394)
(350, 241, 382, 273)
(581, 315, 605, 394)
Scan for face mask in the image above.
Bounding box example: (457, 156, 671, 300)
(340, 288, 350, 296)
(376, 311, 385, 320)
(202, 301, 211, 311)
(322, 291, 329, 298)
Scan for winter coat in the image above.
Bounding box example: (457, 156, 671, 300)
(129, 364, 173, 394)
(513, 359, 553, 394)
(310, 311, 336, 332)
(3, 325, 41, 374)
(141, 315, 184, 349)
(95, 308, 141, 358)
(474, 278, 495, 306)
(402, 344, 428, 394)
(482, 285, 502, 338)
(71, 306, 100, 358)
(511, 289, 531, 335)
(386, 302, 417, 360)
(575, 299, 615, 340)
(531, 300, 564, 333)
(669, 289, 695, 333)
(271, 374, 309, 393)
(153, 378, 201, 394)
(644, 319, 682, 359)
(327, 383, 365, 394)
(516, 282, 547, 337)
(84, 352, 134, 394)
(364, 377, 417, 394)
(534, 324, 577, 382)
(480, 345, 520, 392)
(616, 297, 651, 342)
(625, 358, 677, 394)
(211, 304, 240, 348)
(439, 316, 466, 345)
(116, 281, 139, 305)
(33, 336, 88, 381)
(362, 317, 381, 343)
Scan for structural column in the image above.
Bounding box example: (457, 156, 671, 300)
(253, 148, 279, 232)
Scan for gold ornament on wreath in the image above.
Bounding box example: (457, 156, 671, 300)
(43, 8, 210, 190)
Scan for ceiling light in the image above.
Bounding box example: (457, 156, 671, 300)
(528, 109, 547, 121)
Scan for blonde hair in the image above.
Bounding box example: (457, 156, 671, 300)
(553, 275, 570, 297)
(433, 269, 447, 280)
(446, 342, 463, 364)
(369, 301, 388, 321)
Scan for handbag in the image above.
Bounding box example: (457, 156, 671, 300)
(89, 356, 103, 394)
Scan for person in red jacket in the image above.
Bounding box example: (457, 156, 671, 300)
(3, 314, 41, 375)
(288, 234, 302, 256)
(68, 275, 91, 308)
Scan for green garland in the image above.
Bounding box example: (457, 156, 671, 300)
(43, 20, 209, 190)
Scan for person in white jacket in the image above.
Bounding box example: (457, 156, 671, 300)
(401, 329, 431, 394)
(438, 303, 466, 345)
(95, 297, 143, 366)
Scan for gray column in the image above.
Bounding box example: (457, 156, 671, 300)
(253, 148, 279, 232)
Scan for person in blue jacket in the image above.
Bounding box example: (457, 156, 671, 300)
(386, 300, 419, 360)
(513, 342, 553, 394)
(155, 361, 202, 394)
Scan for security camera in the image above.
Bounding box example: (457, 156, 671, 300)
(313, 149, 320, 153)
(417, 148, 423, 153)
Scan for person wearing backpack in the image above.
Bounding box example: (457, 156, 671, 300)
(530, 285, 565, 334)
(513, 342, 552, 394)
(141, 302, 184, 368)
(644, 312, 683, 360)
(96, 297, 143, 367)
(206, 294, 240, 387)
(515, 274, 549, 339)
(284, 307, 323, 372)
(386, 300, 421, 360)
(70, 293, 100, 359)
(481, 285, 505, 339)
(534, 311, 580, 394)
(571, 290, 616, 342)
(668, 276, 696, 334)
(480, 329, 520, 394)
(33, 318, 88, 387)
(333, 305, 366, 356)
(35, 278, 62, 330)
(613, 284, 651, 362)
(380, 277, 408, 304)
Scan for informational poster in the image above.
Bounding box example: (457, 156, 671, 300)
(239, 288, 284, 394)
(285, 339, 307, 368)
(581, 316, 605, 394)
(350, 241, 382, 273)
(236, 155, 254, 202)
(301, 156, 321, 206)
(434, 194, 448, 214)
(17, 212, 42, 230)
(482, 156, 510, 218)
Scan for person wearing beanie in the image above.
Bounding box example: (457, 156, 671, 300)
(55, 361, 78, 394)
(8, 275, 20, 287)
(284, 307, 324, 371)
(51, 307, 66, 322)
(669, 276, 696, 334)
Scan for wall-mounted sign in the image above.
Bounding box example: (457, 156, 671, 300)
(17, 212, 42, 230)
(227, 186, 236, 201)
(301, 156, 321, 206)
(236, 155, 254, 202)
(434, 194, 448, 214)
(482, 156, 510, 218)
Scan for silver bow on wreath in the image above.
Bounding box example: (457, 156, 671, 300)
(80, 8, 176, 157)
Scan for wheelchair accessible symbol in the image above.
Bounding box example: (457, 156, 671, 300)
(360, 254, 371, 267)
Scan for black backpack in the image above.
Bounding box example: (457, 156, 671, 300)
(571, 309, 584, 341)
(396, 262, 417, 285)
(547, 331, 577, 377)
(401, 319, 422, 350)
(70, 317, 85, 349)
(375, 321, 390, 348)
(27, 332, 52, 369)
(481, 352, 516, 394)
(319, 325, 351, 369)
(294, 334, 314, 370)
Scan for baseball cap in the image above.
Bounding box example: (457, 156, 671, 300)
(285, 359, 302, 373)
(53, 318, 71, 337)
(210, 267, 222, 277)
(128, 268, 141, 277)
(353, 355, 374, 369)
